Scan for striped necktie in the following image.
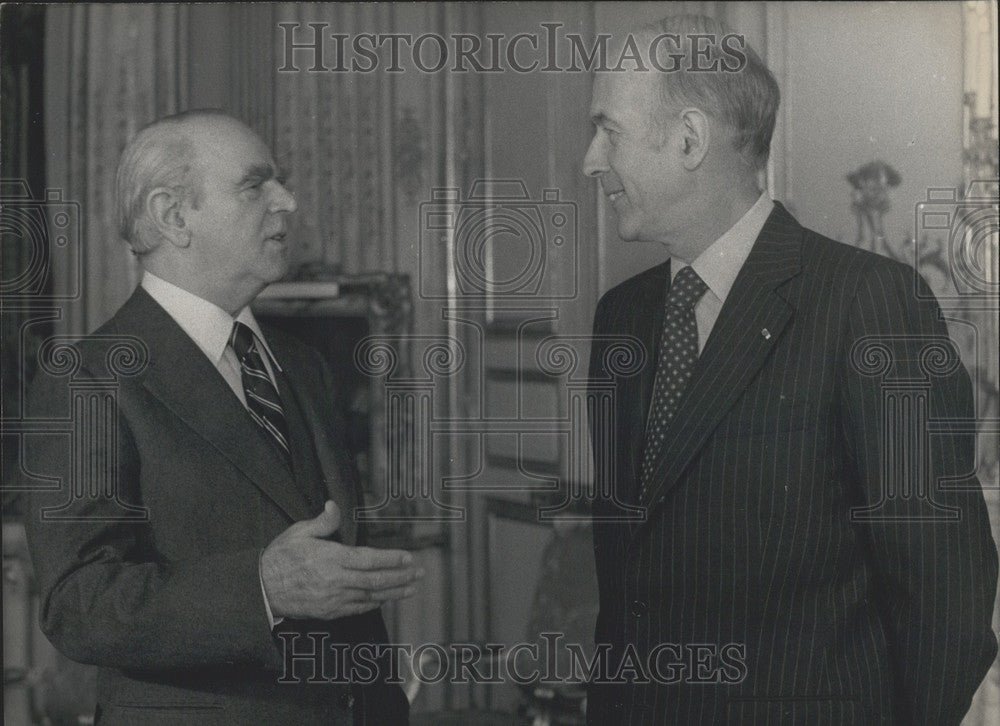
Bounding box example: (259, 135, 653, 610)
(229, 321, 291, 464)
(639, 265, 708, 502)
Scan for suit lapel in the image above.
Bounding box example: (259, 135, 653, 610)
(633, 204, 802, 538)
(621, 261, 671, 490)
(268, 336, 360, 547)
(121, 289, 314, 522)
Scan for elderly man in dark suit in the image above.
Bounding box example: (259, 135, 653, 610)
(584, 15, 997, 725)
(24, 110, 418, 725)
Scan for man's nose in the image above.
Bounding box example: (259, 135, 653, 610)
(270, 182, 297, 214)
(582, 132, 608, 178)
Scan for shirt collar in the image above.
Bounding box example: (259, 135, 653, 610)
(671, 191, 774, 304)
(140, 271, 281, 371)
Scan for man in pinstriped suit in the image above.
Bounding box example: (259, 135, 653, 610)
(583, 15, 997, 725)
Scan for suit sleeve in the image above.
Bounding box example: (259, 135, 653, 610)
(23, 363, 284, 672)
(839, 262, 998, 724)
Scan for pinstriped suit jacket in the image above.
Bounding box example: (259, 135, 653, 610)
(587, 203, 997, 725)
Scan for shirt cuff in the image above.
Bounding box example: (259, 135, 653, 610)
(258, 551, 284, 629)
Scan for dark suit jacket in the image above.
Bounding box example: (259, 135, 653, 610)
(24, 287, 408, 725)
(587, 203, 997, 725)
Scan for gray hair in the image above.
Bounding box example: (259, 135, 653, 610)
(115, 109, 230, 254)
(635, 14, 780, 169)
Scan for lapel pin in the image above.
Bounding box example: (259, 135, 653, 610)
(761, 328, 771, 340)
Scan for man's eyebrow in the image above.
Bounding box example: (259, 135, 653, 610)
(591, 112, 619, 129)
(238, 163, 276, 185)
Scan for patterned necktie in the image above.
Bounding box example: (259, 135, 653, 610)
(229, 321, 291, 465)
(639, 265, 708, 502)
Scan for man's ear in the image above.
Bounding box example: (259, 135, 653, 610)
(146, 187, 191, 248)
(678, 107, 710, 170)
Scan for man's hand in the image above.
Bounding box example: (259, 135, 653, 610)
(260, 500, 423, 620)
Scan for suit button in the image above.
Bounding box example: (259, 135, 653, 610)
(339, 692, 355, 710)
(630, 600, 647, 617)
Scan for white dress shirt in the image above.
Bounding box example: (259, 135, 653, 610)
(140, 272, 282, 404)
(141, 271, 285, 629)
(671, 192, 775, 353)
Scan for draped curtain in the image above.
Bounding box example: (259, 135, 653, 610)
(272, 3, 397, 274)
(44, 4, 188, 335)
(229, 3, 413, 277)
(232, 3, 455, 330)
